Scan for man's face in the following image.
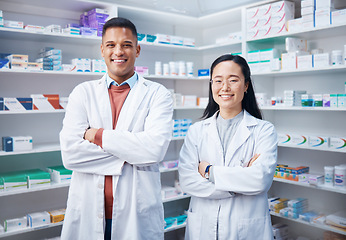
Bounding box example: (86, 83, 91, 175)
(101, 27, 140, 84)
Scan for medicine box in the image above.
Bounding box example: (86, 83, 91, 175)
(297, 55, 313, 69)
(27, 211, 51, 228)
(0, 97, 3, 111)
(4, 98, 32, 111)
(287, 18, 303, 32)
(198, 69, 209, 77)
(290, 134, 308, 146)
(46, 165, 72, 183)
(6, 54, 28, 63)
(285, 38, 308, 52)
(161, 186, 178, 199)
(338, 94, 346, 107)
(156, 34, 170, 44)
(329, 137, 346, 151)
(323, 94, 331, 107)
(31, 94, 60, 110)
(313, 53, 330, 68)
(315, 9, 331, 28)
(278, 133, 291, 145)
(260, 49, 280, 61)
(309, 136, 329, 149)
(183, 37, 195, 47)
(332, 9, 346, 25)
(0, 171, 28, 190)
(301, 0, 315, 8)
(26, 169, 51, 188)
(48, 209, 66, 223)
(171, 36, 184, 45)
(27, 62, 43, 71)
(183, 95, 197, 107)
(330, 94, 338, 107)
(4, 20, 24, 29)
(4, 216, 27, 232)
(2, 136, 33, 152)
(316, 0, 335, 9)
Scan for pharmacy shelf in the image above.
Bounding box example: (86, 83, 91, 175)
(273, 178, 346, 195)
(0, 109, 65, 115)
(261, 106, 346, 112)
(0, 107, 203, 115)
(0, 182, 70, 197)
(164, 222, 186, 233)
(278, 144, 346, 154)
(0, 27, 101, 45)
(0, 68, 104, 77)
(0, 136, 186, 156)
(270, 212, 346, 236)
(0, 143, 60, 156)
(162, 194, 190, 203)
(247, 22, 346, 43)
(0, 222, 63, 239)
(252, 64, 346, 77)
(145, 75, 209, 81)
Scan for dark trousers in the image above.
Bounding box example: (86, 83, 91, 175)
(104, 219, 112, 240)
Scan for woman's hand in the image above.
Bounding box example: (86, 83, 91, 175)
(247, 153, 260, 167)
(198, 161, 210, 178)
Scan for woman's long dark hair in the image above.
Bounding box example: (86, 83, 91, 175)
(202, 54, 262, 120)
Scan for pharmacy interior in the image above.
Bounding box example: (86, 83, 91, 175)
(0, 0, 345, 239)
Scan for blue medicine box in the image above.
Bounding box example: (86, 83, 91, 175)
(198, 69, 210, 77)
(0, 97, 3, 110)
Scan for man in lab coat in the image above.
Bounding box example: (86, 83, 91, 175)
(59, 17, 173, 240)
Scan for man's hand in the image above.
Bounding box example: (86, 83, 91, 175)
(84, 128, 98, 143)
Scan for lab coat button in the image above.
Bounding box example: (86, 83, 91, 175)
(98, 213, 103, 219)
(98, 184, 103, 189)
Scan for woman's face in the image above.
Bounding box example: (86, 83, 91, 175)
(211, 60, 248, 118)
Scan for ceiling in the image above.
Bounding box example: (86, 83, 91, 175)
(99, 0, 262, 17)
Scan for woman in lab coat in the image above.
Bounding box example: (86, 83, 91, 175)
(179, 54, 278, 240)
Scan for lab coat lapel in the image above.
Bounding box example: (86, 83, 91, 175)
(96, 75, 113, 130)
(224, 111, 257, 166)
(205, 112, 224, 166)
(116, 76, 148, 130)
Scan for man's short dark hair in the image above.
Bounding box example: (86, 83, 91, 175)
(102, 17, 138, 41)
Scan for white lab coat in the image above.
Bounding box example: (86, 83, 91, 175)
(59, 74, 173, 240)
(179, 111, 277, 240)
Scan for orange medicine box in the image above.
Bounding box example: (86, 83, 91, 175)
(31, 94, 60, 110)
(48, 209, 65, 223)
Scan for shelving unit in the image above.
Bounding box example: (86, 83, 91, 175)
(270, 212, 346, 236)
(1, 0, 345, 239)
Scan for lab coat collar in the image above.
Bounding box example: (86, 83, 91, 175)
(95, 74, 149, 131)
(203, 110, 259, 166)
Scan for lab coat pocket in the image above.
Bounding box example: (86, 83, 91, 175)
(237, 216, 272, 240)
(186, 210, 202, 240)
(136, 168, 161, 212)
(128, 108, 149, 132)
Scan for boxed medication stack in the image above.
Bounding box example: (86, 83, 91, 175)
(26, 169, 51, 188)
(71, 58, 91, 72)
(87, 8, 109, 37)
(247, 1, 295, 39)
(63, 23, 80, 35)
(301, 0, 316, 29)
(284, 90, 306, 106)
(281, 198, 308, 219)
(0, 10, 3, 27)
(272, 223, 289, 240)
(269, 198, 289, 213)
(37, 47, 62, 71)
(6, 54, 28, 70)
(172, 119, 192, 138)
(315, 0, 334, 28)
(0, 170, 28, 191)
